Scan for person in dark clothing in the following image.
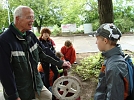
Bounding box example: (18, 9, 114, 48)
(0, 5, 71, 100)
(39, 27, 59, 89)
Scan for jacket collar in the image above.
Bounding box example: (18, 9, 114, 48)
(9, 23, 26, 40)
(102, 44, 124, 59)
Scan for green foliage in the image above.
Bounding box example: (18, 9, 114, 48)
(73, 53, 104, 81)
(60, 0, 86, 26)
(34, 32, 40, 37)
(72, 30, 84, 34)
(92, 19, 100, 31)
(51, 25, 61, 36)
(114, 18, 134, 33)
(0, 29, 3, 34)
(1, 0, 134, 33)
(83, 11, 98, 23)
(114, 5, 134, 20)
(82, 1, 98, 24)
(113, 4, 134, 33)
(0, 8, 9, 28)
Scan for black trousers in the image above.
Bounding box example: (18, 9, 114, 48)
(42, 63, 59, 89)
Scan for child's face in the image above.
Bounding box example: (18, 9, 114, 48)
(96, 36, 107, 52)
(42, 33, 49, 40)
(65, 46, 70, 48)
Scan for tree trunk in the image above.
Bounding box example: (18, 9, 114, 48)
(98, 0, 113, 25)
(34, 17, 43, 33)
(37, 26, 41, 33)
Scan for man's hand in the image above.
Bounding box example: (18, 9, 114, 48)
(16, 97, 21, 100)
(62, 61, 71, 69)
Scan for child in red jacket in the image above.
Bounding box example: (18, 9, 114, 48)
(61, 40, 76, 64)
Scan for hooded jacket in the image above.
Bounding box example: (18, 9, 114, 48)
(61, 45, 76, 64)
(94, 44, 129, 100)
(0, 23, 63, 100)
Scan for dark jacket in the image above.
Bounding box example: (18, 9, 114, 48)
(94, 44, 129, 100)
(0, 23, 63, 100)
(40, 38, 56, 53)
(39, 39, 59, 62)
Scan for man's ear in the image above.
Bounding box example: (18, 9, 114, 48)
(16, 16, 20, 21)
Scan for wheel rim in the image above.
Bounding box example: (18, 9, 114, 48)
(52, 76, 82, 100)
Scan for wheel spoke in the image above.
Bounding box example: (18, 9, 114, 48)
(58, 84, 66, 91)
(68, 88, 77, 93)
(66, 81, 72, 88)
(62, 90, 68, 97)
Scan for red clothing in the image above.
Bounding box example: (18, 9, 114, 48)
(61, 45, 76, 64)
(37, 63, 57, 86)
(50, 38, 56, 47)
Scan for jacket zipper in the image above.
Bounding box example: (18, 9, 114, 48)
(27, 47, 35, 90)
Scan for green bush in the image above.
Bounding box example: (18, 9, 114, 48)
(92, 20, 100, 31)
(114, 18, 134, 33)
(72, 30, 84, 34)
(73, 52, 104, 81)
(51, 25, 62, 36)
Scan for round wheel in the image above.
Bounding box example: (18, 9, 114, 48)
(52, 76, 82, 100)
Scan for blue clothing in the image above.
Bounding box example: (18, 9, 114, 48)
(94, 44, 129, 100)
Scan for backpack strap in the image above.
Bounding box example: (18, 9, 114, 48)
(124, 54, 134, 100)
(125, 54, 134, 93)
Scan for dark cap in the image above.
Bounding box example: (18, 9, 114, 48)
(95, 23, 122, 41)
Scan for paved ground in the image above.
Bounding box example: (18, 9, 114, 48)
(52, 34, 134, 53)
(0, 34, 134, 99)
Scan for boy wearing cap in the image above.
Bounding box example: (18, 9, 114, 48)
(94, 23, 130, 100)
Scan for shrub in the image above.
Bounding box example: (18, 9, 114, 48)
(114, 18, 134, 33)
(73, 52, 104, 81)
(51, 25, 62, 36)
